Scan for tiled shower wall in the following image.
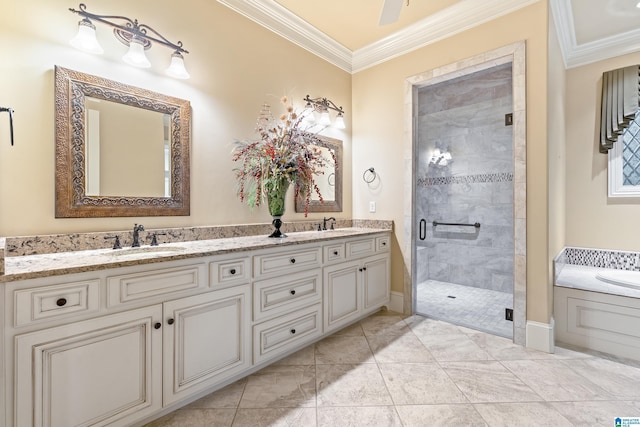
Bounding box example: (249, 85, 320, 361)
(416, 63, 514, 293)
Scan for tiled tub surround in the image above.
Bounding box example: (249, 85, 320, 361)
(554, 247, 640, 362)
(415, 62, 514, 294)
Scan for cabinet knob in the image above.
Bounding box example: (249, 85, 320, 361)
(333, 250, 338, 256)
(290, 329, 296, 334)
(290, 258, 296, 264)
(56, 298, 67, 307)
(363, 267, 367, 271)
(154, 322, 162, 329)
(382, 242, 387, 246)
(230, 268, 236, 275)
(290, 289, 296, 295)
(359, 268, 363, 272)
(167, 318, 175, 325)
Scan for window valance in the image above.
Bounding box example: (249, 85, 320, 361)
(600, 65, 639, 153)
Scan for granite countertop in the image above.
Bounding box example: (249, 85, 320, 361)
(1, 227, 390, 282)
(555, 264, 640, 299)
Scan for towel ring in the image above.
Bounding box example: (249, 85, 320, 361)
(363, 167, 376, 184)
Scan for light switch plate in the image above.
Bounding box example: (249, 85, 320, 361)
(369, 201, 376, 213)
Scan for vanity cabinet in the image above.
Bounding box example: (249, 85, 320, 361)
(14, 305, 163, 427)
(1, 231, 390, 427)
(324, 236, 391, 333)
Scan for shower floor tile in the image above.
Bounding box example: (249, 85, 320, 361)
(416, 280, 513, 338)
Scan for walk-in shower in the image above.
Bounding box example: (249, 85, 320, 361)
(413, 62, 515, 338)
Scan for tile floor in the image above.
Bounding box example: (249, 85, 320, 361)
(145, 310, 640, 427)
(416, 280, 513, 338)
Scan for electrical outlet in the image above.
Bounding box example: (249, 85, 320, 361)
(369, 201, 376, 213)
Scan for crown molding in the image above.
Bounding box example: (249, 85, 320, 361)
(218, 0, 640, 74)
(216, 0, 353, 72)
(550, 0, 640, 69)
(352, 0, 540, 73)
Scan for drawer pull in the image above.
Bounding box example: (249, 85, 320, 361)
(167, 318, 175, 325)
(363, 267, 367, 271)
(359, 268, 363, 272)
(333, 250, 338, 256)
(230, 268, 236, 275)
(290, 258, 296, 264)
(154, 322, 162, 330)
(382, 242, 387, 246)
(290, 329, 296, 334)
(56, 298, 67, 307)
(290, 289, 296, 295)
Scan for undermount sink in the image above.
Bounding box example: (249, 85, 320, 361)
(106, 246, 187, 257)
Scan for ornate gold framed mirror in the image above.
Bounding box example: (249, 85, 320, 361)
(295, 135, 342, 213)
(54, 66, 191, 217)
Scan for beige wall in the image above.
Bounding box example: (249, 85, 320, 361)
(547, 12, 566, 317)
(352, 2, 551, 322)
(0, 0, 352, 236)
(565, 52, 640, 251)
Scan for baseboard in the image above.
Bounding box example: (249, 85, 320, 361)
(389, 291, 404, 313)
(526, 318, 555, 353)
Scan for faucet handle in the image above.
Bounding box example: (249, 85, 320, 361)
(149, 232, 167, 246)
(104, 235, 122, 250)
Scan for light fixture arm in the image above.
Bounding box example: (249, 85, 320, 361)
(303, 95, 344, 115)
(69, 3, 188, 54)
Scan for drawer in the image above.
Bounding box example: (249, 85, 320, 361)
(107, 263, 206, 306)
(14, 279, 100, 326)
(376, 235, 390, 252)
(253, 270, 322, 322)
(210, 256, 250, 288)
(346, 238, 376, 259)
(253, 304, 322, 364)
(323, 242, 345, 264)
(253, 246, 321, 278)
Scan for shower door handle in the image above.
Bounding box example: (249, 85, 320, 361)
(419, 219, 426, 240)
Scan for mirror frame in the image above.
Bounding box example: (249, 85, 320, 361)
(295, 135, 342, 213)
(54, 66, 191, 217)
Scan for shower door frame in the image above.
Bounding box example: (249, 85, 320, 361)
(403, 42, 527, 345)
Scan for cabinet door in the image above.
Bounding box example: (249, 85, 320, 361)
(15, 306, 162, 427)
(363, 254, 390, 311)
(323, 260, 362, 333)
(163, 286, 251, 405)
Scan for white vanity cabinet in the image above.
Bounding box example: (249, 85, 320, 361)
(1, 230, 391, 427)
(324, 235, 391, 333)
(14, 305, 162, 427)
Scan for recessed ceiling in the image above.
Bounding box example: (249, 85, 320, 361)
(217, 0, 640, 72)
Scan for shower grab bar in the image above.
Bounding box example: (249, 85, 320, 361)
(432, 221, 481, 229)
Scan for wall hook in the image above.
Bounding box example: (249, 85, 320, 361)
(0, 107, 15, 146)
(363, 167, 377, 183)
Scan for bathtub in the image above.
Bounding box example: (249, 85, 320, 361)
(554, 247, 640, 362)
(596, 270, 640, 290)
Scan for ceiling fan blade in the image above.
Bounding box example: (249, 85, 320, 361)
(379, 0, 403, 25)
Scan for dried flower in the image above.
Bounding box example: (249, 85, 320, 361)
(232, 96, 334, 216)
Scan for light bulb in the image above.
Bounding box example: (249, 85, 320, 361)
(165, 51, 190, 79)
(333, 113, 346, 129)
(69, 19, 103, 54)
(122, 37, 151, 68)
(319, 110, 331, 126)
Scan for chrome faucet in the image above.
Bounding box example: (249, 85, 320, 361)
(323, 217, 336, 231)
(132, 224, 145, 247)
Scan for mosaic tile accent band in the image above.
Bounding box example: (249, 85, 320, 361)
(417, 172, 513, 187)
(562, 247, 640, 271)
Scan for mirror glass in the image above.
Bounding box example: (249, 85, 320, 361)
(55, 66, 191, 217)
(295, 136, 342, 213)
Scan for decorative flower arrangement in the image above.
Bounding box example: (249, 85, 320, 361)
(232, 96, 334, 217)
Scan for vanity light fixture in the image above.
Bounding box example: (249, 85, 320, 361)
(68, 3, 190, 79)
(303, 95, 346, 129)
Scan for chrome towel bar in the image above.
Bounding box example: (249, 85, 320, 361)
(432, 221, 481, 229)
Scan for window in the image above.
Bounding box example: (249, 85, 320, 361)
(609, 112, 640, 197)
